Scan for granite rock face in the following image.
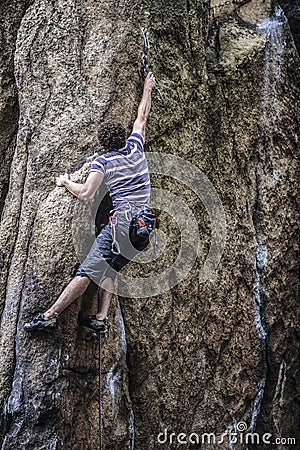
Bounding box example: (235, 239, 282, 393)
(0, 1, 299, 449)
(279, 0, 300, 54)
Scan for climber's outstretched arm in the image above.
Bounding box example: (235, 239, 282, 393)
(56, 172, 103, 201)
(132, 72, 156, 139)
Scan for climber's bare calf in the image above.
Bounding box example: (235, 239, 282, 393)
(43, 276, 91, 320)
(43, 275, 113, 320)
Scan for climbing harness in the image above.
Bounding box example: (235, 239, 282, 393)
(109, 202, 159, 253)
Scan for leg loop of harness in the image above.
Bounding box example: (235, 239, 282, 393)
(109, 203, 132, 255)
(109, 214, 120, 255)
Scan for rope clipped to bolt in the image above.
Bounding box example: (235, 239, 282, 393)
(141, 28, 164, 102)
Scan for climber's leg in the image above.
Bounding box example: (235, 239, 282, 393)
(44, 275, 91, 319)
(77, 276, 114, 333)
(96, 277, 114, 320)
(23, 275, 91, 331)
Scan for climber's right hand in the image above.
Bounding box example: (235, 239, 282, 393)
(144, 72, 156, 92)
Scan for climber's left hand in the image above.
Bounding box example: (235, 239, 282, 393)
(56, 172, 69, 186)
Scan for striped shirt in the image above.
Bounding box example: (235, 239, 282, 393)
(89, 133, 150, 209)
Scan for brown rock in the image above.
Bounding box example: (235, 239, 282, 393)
(0, 1, 299, 449)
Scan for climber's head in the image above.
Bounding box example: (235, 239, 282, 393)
(98, 120, 126, 151)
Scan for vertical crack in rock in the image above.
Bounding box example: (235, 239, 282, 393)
(0, 120, 34, 435)
(258, 6, 287, 135)
(250, 234, 267, 432)
(128, 407, 135, 450)
(279, 0, 300, 54)
(0, 0, 35, 311)
(272, 358, 287, 435)
(250, 6, 288, 433)
(0, 0, 34, 221)
(1, 222, 39, 448)
(106, 306, 135, 449)
(0, 3, 38, 442)
(106, 308, 127, 415)
(2, 337, 25, 448)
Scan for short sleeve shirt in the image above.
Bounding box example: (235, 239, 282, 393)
(89, 133, 150, 209)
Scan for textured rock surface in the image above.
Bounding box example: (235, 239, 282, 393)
(0, 1, 299, 449)
(0, 0, 32, 238)
(279, 0, 300, 54)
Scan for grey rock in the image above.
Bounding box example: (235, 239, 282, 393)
(0, 1, 299, 449)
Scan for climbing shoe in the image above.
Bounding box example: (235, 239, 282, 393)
(23, 313, 58, 331)
(78, 311, 111, 334)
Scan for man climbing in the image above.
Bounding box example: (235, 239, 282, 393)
(24, 72, 156, 334)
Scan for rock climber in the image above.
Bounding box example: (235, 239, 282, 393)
(24, 72, 156, 334)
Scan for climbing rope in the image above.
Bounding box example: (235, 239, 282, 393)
(141, 28, 164, 102)
(96, 285, 112, 449)
(98, 333, 103, 450)
(142, 28, 150, 76)
(97, 285, 103, 450)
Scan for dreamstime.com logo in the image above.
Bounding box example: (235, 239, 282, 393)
(157, 421, 297, 446)
(72, 153, 227, 297)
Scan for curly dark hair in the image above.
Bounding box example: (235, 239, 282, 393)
(97, 120, 126, 151)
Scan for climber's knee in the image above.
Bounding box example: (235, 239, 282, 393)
(100, 276, 114, 292)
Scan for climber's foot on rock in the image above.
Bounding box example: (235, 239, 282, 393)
(24, 313, 58, 331)
(78, 312, 111, 334)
